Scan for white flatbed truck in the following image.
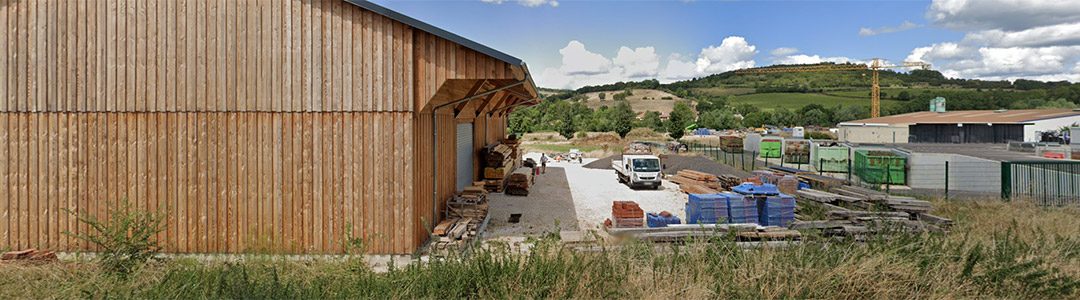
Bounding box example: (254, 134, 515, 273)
(612, 155, 662, 190)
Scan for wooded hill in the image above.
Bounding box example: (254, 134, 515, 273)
(510, 63, 1080, 138)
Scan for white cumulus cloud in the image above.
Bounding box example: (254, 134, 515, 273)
(773, 54, 862, 65)
(962, 22, 1080, 47)
(558, 41, 611, 76)
(660, 54, 700, 82)
(770, 47, 799, 57)
(613, 46, 661, 78)
(927, 0, 1080, 31)
(859, 21, 920, 36)
(537, 37, 762, 89)
(907, 0, 1080, 82)
(695, 36, 758, 74)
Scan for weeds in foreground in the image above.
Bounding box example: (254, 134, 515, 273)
(63, 200, 164, 278)
(4, 200, 1077, 299)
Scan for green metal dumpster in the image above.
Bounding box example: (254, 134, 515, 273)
(853, 150, 907, 184)
(760, 138, 783, 158)
(811, 143, 850, 173)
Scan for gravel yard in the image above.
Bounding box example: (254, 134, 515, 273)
(486, 153, 688, 237)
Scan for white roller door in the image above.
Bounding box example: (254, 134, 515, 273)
(456, 123, 474, 192)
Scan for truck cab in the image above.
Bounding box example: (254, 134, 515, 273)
(612, 155, 662, 189)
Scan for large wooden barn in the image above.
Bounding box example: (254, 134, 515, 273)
(0, 0, 538, 254)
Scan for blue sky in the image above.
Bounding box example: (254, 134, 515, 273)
(372, 0, 1080, 89)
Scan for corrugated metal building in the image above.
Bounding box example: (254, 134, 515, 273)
(0, 0, 538, 254)
(838, 109, 1080, 144)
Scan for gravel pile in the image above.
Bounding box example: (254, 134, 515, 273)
(584, 154, 751, 178)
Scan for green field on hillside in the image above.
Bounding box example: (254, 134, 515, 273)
(823, 87, 966, 99)
(728, 92, 904, 111)
(691, 87, 756, 97)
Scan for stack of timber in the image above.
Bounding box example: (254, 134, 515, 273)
(719, 136, 744, 153)
(669, 170, 725, 194)
(792, 187, 953, 237)
(482, 140, 523, 192)
(1, 249, 58, 263)
(431, 186, 493, 255)
(501, 137, 523, 164)
(505, 167, 533, 196)
(610, 201, 645, 228)
(448, 186, 489, 219)
(606, 223, 800, 243)
(796, 173, 848, 190)
(431, 217, 485, 255)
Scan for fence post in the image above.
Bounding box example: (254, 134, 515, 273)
(1000, 162, 1011, 201)
(945, 161, 949, 201)
(751, 151, 756, 171)
(885, 165, 891, 193)
(819, 159, 823, 176)
(847, 154, 852, 182)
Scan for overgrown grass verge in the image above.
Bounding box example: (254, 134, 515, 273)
(2, 200, 1078, 299)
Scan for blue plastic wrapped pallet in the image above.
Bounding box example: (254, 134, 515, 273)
(686, 193, 730, 224)
(646, 213, 682, 228)
(758, 194, 797, 227)
(731, 183, 780, 196)
(689, 193, 729, 209)
(727, 194, 759, 224)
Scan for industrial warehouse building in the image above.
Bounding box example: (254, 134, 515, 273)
(0, 0, 537, 254)
(838, 109, 1080, 144)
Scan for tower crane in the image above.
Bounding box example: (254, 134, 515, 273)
(734, 59, 930, 118)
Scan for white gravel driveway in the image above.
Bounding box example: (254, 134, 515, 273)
(526, 152, 687, 231)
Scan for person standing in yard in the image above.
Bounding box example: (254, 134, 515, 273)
(540, 153, 548, 174)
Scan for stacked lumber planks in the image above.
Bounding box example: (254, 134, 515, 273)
(432, 185, 492, 256)
(505, 167, 533, 196)
(606, 223, 800, 242)
(670, 170, 744, 194)
(482, 139, 524, 192)
(1, 248, 58, 262)
(484, 144, 514, 167)
(448, 186, 489, 219)
(431, 217, 485, 255)
(792, 187, 953, 237)
(670, 170, 723, 194)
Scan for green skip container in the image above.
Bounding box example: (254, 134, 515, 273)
(853, 150, 906, 184)
(759, 138, 783, 158)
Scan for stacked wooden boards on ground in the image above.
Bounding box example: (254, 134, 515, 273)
(792, 185, 952, 237)
(431, 185, 491, 255)
(606, 223, 801, 243)
(669, 170, 742, 194)
(505, 167, 534, 196)
(482, 138, 523, 193)
(1, 248, 58, 263)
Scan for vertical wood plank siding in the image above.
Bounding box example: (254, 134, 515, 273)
(0, 0, 525, 254)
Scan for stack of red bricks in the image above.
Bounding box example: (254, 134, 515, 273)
(611, 201, 644, 228)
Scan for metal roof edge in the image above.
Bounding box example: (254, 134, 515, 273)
(1019, 112, 1080, 123)
(345, 0, 526, 67)
(837, 122, 898, 127)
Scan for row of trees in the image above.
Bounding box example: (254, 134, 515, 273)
(508, 99, 698, 139)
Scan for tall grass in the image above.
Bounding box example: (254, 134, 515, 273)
(3, 200, 1078, 299)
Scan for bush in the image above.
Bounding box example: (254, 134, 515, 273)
(65, 200, 164, 278)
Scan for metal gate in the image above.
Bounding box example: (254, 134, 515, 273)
(1001, 161, 1080, 206)
(455, 123, 474, 192)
